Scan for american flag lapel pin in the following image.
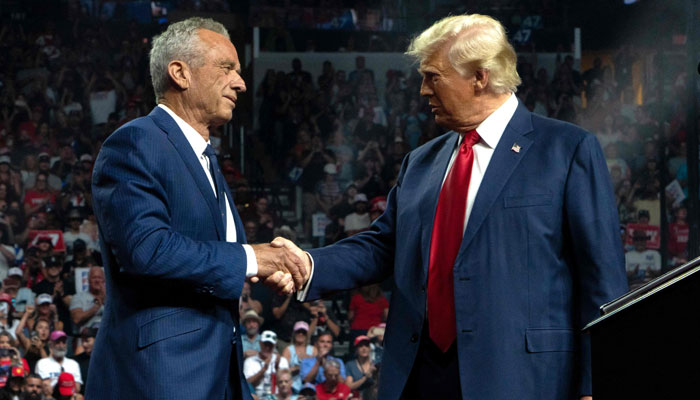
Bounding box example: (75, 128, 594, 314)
(511, 143, 521, 153)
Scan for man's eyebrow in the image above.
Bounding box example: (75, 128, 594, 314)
(218, 60, 240, 71)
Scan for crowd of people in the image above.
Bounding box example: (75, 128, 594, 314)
(0, 4, 693, 400)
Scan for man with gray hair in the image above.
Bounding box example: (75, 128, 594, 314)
(87, 17, 307, 399)
(277, 13, 628, 400)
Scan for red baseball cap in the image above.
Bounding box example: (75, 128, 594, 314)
(354, 335, 371, 346)
(57, 372, 75, 395)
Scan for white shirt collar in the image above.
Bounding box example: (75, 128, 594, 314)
(474, 93, 519, 149)
(158, 104, 210, 156)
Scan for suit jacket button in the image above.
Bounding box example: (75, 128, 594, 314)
(410, 333, 418, 343)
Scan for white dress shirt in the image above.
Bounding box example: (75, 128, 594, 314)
(158, 104, 258, 277)
(298, 93, 519, 301)
(444, 92, 519, 232)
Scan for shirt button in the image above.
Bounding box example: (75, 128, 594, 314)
(410, 333, 419, 343)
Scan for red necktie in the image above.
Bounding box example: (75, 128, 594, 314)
(427, 130, 480, 352)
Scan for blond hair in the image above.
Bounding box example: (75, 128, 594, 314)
(406, 14, 521, 94)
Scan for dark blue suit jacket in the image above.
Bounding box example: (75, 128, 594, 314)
(305, 103, 628, 399)
(87, 107, 253, 400)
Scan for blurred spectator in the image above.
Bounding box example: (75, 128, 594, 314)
(366, 324, 385, 365)
(281, 321, 317, 393)
(0, 225, 15, 280)
(344, 194, 371, 236)
(35, 331, 82, 390)
(0, 330, 29, 374)
(51, 371, 82, 400)
(73, 328, 96, 394)
(344, 335, 378, 399)
(348, 56, 374, 85)
(23, 294, 61, 333)
(0, 363, 25, 398)
(300, 331, 346, 385)
(50, 144, 76, 182)
(271, 293, 311, 345)
(667, 205, 689, 266)
(314, 358, 351, 400)
(315, 164, 342, 215)
(347, 285, 388, 349)
(62, 210, 93, 255)
(20, 248, 44, 290)
(625, 230, 661, 288)
(297, 382, 317, 400)
(244, 330, 289, 398)
(22, 373, 43, 400)
(15, 314, 50, 372)
(33, 154, 61, 192)
(308, 300, 340, 339)
(288, 58, 313, 89)
(266, 368, 294, 400)
(5, 269, 33, 314)
(86, 72, 125, 126)
(58, 167, 91, 215)
(241, 309, 264, 359)
(368, 196, 387, 222)
(239, 282, 263, 316)
(0, 295, 18, 339)
(69, 267, 105, 334)
(23, 173, 55, 218)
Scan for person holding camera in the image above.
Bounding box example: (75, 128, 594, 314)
(308, 301, 340, 339)
(0, 330, 29, 376)
(15, 305, 51, 372)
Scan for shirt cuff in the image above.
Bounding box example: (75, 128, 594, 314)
(296, 252, 315, 302)
(242, 244, 258, 278)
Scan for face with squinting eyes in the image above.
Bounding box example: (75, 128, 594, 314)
(186, 29, 247, 128)
(419, 43, 479, 132)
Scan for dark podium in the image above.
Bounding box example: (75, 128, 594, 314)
(584, 256, 700, 398)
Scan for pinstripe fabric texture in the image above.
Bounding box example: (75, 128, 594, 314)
(87, 107, 252, 400)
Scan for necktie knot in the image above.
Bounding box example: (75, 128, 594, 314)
(204, 144, 217, 159)
(462, 130, 480, 149)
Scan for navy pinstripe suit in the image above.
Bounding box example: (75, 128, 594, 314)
(87, 107, 253, 399)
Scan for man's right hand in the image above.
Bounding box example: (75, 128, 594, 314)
(251, 242, 307, 294)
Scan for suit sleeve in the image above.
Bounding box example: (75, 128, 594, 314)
(564, 134, 628, 396)
(303, 153, 410, 300)
(92, 126, 246, 300)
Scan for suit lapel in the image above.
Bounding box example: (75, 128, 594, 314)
(148, 107, 226, 240)
(458, 103, 534, 256)
(419, 132, 460, 281)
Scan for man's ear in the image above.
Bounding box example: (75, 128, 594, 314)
(167, 60, 191, 91)
(474, 68, 489, 91)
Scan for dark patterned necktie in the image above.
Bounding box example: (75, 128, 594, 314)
(204, 144, 227, 233)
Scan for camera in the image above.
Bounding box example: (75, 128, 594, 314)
(30, 330, 40, 340)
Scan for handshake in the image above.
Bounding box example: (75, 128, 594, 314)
(249, 237, 311, 295)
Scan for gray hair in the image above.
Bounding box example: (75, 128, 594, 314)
(149, 17, 230, 101)
(324, 358, 341, 371)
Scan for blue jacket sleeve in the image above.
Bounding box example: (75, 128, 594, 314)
(564, 134, 629, 396)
